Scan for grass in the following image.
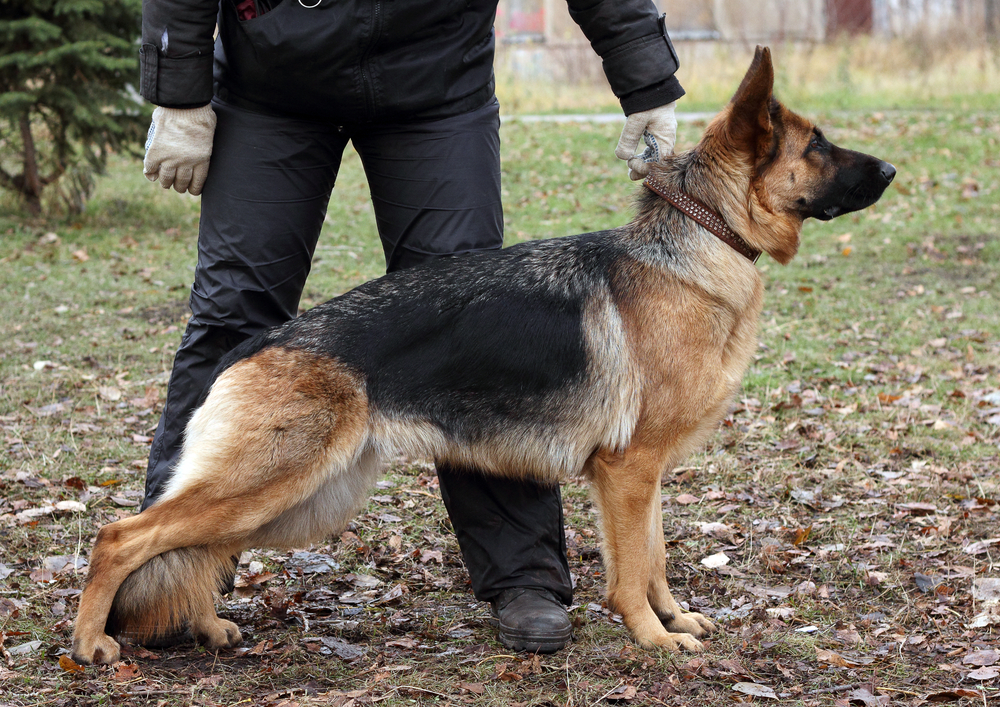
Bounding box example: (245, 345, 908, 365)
(1, 43, 1000, 707)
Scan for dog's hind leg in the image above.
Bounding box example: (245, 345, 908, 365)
(72, 349, 371, 665)
(644, 492, 715, 638)
(72, 504, 246, 664)
(586, 446, 704, 652)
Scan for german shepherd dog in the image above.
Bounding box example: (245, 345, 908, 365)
(71, 47, 894, 664)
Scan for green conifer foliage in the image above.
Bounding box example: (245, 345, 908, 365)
(0, 0, 146, 214)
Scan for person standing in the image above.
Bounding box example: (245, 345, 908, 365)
(139, 0, 684, 653)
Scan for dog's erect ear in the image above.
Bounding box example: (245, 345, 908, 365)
(726, 46, 775, 154)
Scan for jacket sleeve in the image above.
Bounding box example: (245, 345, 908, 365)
(566, 0, 685, 115)
(139, 0, 219, 107)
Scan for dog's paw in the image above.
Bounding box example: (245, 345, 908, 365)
(194, 618, 242, 651)
(637, 629, 704, 653)
(663, 611, 716, 638)
(71, 632, 121, 665)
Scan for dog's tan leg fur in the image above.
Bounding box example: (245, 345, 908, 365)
(645, 491, 715, 637)
(586, 445, 710, 651)
(72, 350, 369, 665)
(72, 508, 244, 664)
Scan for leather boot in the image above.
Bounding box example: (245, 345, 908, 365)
(491, 587, 573, 653)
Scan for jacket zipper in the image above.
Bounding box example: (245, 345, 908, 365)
(359, 0, 382, 121)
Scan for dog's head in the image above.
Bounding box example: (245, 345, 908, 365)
(697, 46, 895, 263)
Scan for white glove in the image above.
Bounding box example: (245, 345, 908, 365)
(615, 102, 677, 181)
(143, 105, 217, 195)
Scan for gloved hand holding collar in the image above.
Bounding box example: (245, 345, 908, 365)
(615, 101, 677, 181)
(143, 105, 217, 195)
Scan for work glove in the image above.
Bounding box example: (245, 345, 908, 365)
(615, 101, 677, 181)
(143, 105, 217, 195)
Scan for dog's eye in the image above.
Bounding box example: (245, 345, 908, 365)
(808, 133, 827, 152)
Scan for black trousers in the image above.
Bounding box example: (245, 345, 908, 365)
(142, 97, 573, 605)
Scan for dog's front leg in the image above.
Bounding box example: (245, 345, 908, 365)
(644, 491, 716, 638)
(587, 448, 704, 652)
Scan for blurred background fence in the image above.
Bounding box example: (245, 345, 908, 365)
(495, 0, 1000, 109)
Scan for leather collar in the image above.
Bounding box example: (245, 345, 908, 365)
(643, 175, 762, 263)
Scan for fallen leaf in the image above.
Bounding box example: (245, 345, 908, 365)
(846, 686, 885, 706)
(972, 578, 1000, 602)
(816, 648, 874, 668)
(9, 641, 42, 656)
(914, 573, 939, 593)
(54, 500, 86, 513)
(963, 538, 1000, 555)
(700, 552, 730, 569)
(0, 598, 22, 618)
(675, 494, 700, 505)
(42, 555, 87, 573)
(896, 502, 937, 515)
(698, 522, 737, 544)
(966, 666, 999, 681)
(732, 682, 777, 699)
(766, 607, 795, 620)
(29, 569, 54, 583)
(791, 525, 812, 545)
(960, 650, 996, 667)
(16, 505, 55, 523)
(967, 604, 1000, 629)
(419, 550, 443, 564)
(376, 583, 408, 604)
(320, 637, 365, 661)
(456, 681, 485, 695)
(605, 684, 638, 701)
(344, 573, 380, 589)
(113, 663, 142, 681)
(98, 386, 122, 401)
(247, 639, 274, 656)
(58, 655, 85, 674)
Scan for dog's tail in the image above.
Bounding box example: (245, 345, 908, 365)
(103, 545, 237, 644)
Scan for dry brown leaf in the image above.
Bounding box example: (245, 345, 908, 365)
(58, 654, 85, 673)
(791, 525, 812, 545)
(605, 684, 638, 701)
(113, 662, 142, 681)
(966, 666, 999, 681)
(962, 649, 999, 667)
(457, 681, 485, 695)
(815, 648, 874, 668)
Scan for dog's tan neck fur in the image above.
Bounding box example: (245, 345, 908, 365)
(632, 114, 804, 267)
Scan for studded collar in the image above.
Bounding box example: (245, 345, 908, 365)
(643, 175, 762, 264)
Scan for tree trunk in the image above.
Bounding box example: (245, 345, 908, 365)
(18, 112, 42, 216)
(988, 0, 999, 39)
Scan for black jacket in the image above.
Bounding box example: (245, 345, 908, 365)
(139, 0, 684, 121)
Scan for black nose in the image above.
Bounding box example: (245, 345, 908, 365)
(880, 162, 896, 184)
